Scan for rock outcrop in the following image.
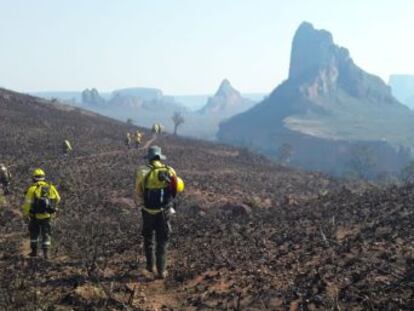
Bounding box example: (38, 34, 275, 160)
(107, 92, 144, 109)
(81, 88, 106, 106)
(199, 79, 255, 117)
(289, 22, 396, 103)
(218, 22, 414, 176)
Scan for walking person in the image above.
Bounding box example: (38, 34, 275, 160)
(135, 130, 143, 148)
(22, 168, 61, 259)
(63, 139, 73, 157)
(125, 132, 132, 149)
(134, 146, 184, 279)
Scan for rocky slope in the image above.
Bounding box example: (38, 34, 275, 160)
(218, 22, 414, 176)
(0, 87, 413, 310)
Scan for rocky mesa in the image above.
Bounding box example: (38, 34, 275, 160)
(218, 22, 414, 177)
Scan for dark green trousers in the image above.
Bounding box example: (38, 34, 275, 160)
(142, 209, 170, 273)
(29, 218, 52, 250)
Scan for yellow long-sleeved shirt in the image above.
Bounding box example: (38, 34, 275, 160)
(135, 132, 142, 143)
(134, 160, 176, 214)
(23, 181, 61, 219)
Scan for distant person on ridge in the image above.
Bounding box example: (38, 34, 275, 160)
(157, 123, 164, 135)
(23, 169, 61, 259)
(63, 139, 73, 156)
(0, 163, 12, 195)
(152, 123, 164, 135)
(152, 123, 159, 135)
(134, 146, 184, 279)
(135, 130, 143, 148)
(125, 132, 132, 149)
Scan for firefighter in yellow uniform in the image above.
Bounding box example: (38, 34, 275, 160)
(135, 130, 143, 148)
(152, 123, 159, 135)
(23, 169, 61, 259)
(134, 146, 184, 279)
(125, 132, 132, 149)
(63, 139, 73, 156)
(157, 123, 163, 134)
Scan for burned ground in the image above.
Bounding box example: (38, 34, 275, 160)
(0, 88, 412, 310)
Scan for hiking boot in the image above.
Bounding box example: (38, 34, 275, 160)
(157, 270, 168, 280)
(29, 248, 37, 257)
(146, 264, 156, 273)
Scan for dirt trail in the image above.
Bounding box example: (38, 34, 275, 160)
(73, 134, 158, 161)
(131, 249, 183, 310)
(130, 278, 181, 310)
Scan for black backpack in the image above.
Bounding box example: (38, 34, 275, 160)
(30, 183, 57, 214)
(143, 165, 174, 209)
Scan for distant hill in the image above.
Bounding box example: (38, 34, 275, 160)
(389, 74, 414, 109)
(31, 90, 265, 111)
(77, 88, 188, 135)
(112, 87, 164, 101)
(30, 88, 165, 106)
(199, 79, 256, 117)
(165, 92, 265, 111)
(219, 22, 414, 176)
(29, 86, 264, 141)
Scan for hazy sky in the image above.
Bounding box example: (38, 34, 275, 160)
(0, 0, 413, 94)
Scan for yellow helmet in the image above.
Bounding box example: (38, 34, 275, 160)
(176, 177, 185, 193)
(32, 168, 45, 179)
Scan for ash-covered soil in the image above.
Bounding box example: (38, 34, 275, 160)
(0, 88, 412, 310)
